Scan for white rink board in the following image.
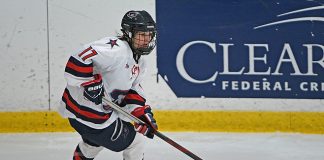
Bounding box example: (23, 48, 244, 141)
(0, 0, 323, 111)
(0, 0, 49, 110)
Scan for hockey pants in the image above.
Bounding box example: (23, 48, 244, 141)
(70, 118, 145, 160)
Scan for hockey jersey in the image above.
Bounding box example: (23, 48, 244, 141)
(59, 36, 148, 129)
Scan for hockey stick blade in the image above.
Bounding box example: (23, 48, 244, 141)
(102, 97, 203, 160)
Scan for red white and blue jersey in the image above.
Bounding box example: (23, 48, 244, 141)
(59, 36, 148, 129)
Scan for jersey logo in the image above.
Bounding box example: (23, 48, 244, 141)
(131, 65, 140, 76)
(106, 39, 119, 49)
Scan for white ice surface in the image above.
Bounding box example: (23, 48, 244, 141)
(0, 132, 324, 160)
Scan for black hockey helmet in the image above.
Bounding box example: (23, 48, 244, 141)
(121, 10, 157, 55)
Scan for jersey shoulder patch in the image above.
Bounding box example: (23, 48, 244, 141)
(92, 37, 131, 58)
(105, 38, 120, 49)
(96, 37, 126, 50)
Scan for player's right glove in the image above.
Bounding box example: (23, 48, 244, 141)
(81, 74, 104, 105)
(131, 105, 158, 139)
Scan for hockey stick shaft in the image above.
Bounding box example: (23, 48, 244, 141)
(102, 97, 203, 160)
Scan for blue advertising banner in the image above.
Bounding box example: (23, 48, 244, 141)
(156, 0, 324, 99)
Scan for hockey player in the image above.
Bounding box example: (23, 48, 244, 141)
(59, 10, 158, 160)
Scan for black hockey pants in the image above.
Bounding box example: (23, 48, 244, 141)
(69, 118, 137, 152)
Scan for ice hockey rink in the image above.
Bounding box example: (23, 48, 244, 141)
(1, 1, 324, 160)
(0, 132, 324, 160)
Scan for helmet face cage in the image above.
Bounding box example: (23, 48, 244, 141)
(131, 30, 156, 55)
(121, 10, 157, 55)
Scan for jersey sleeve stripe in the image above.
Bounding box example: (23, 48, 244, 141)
(122, 98, 145, 106)
(124, 94, 145, 103)
(65, 68, 93, 78)
(68, 56, 93, 67)
(121, 90, 146, 106)
(62, 88, 111, 124)
(66, 61, 93, 73)
(65, 56, 93, 78)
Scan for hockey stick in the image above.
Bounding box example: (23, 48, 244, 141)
(102, 97, 203, 160)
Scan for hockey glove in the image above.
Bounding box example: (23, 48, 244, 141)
(81, 74, 104, 105)
(131, 105, 158, 139)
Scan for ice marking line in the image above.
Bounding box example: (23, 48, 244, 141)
(277, 5, 324, 17)
(254, 17, 324, 29)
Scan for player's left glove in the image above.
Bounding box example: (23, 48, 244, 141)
(131, 105, 158, 139)
(81, 74, 104, 105)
